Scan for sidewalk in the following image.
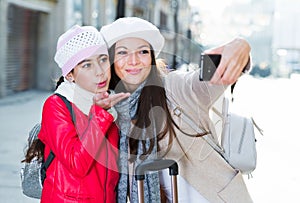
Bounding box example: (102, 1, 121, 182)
(0, 90, 51, 203)
(232, 75, 300, 203)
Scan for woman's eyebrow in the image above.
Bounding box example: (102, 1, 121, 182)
(137, 45, 150, 49)
(115, 46, 128, 50)
(115, 44, 150, 50)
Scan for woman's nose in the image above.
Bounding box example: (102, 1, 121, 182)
(127, 52, 140, 66)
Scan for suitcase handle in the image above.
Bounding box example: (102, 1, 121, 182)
(135, 159, 178, 181)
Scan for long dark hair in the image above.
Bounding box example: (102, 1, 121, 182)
(109, 44, 178, 162)
(22, 76, 65, 163)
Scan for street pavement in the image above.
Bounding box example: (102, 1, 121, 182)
(0, 74, 300, 202)
(0, 90, 51, 203)
(230, 74, 300, 203)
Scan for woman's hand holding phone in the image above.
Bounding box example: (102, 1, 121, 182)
(202, 38, 251, 84)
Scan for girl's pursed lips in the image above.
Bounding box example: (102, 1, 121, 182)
(97, 80, 107, 88)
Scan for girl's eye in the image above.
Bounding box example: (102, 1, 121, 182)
(99, 56, 108, 63)
(82, 63, 92, 68)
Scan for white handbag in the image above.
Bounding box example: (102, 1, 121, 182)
(212, 98, 263, 175)
(170, 97, 262, 175)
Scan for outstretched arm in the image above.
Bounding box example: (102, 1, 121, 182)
(205, 37, 251, 85)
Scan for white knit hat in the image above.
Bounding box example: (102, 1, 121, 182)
(100, 17, 165, 57)
(54, 25, 108, 76)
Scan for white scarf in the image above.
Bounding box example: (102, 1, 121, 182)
(55, 80, 117, 120)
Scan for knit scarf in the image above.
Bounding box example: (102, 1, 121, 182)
(115, 82, 161, 203)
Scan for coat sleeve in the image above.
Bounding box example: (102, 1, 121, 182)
(39, 95, 114, 178)
(164, 69, 227, 112)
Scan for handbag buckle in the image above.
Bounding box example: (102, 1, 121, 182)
(173, 106, 182, 117)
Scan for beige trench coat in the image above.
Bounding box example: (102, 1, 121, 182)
(159, 69, 253, 203)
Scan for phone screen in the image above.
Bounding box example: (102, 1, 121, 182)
(199, 54, 222, 81)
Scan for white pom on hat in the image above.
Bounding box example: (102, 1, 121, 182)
(54, 25, 108, 76)
(100, 17, 165, 57)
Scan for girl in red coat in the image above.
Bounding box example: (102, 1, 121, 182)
(38, 25, 129, 202)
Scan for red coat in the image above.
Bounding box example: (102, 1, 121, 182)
(38, 94, 119, 203)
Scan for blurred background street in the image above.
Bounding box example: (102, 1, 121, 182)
(0, 74, 300, 202)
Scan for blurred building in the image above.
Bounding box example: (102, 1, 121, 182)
(0, 0, 116, 98)
(240, 0, 300, 78)
(272, 0, 300, 77)
(0, 0, 194, 98)
(1, 0, 58, 97)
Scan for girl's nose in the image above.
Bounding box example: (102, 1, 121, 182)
(95, 63, 105, 76)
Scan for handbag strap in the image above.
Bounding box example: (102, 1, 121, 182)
(212, 101, 264, 136)
(167, 98, 224, 155)
(211, 106, 224, 119)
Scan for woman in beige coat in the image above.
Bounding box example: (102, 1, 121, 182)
(100, 17, 252, 203)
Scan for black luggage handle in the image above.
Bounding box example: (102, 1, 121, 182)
(135, 159, 178, 181)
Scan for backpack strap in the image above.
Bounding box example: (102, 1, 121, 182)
(41, 151, 55, 185)
(55, 93, 73, 120)
(41, 93, 73, 185)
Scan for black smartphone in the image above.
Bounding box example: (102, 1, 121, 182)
(199, 54, 222, 81)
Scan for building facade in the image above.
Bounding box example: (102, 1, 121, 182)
(0, 0, 195, 98)
(0, 0, 116, 98)
(272, 0, 300, 77)
(1, 0, 60, 97)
